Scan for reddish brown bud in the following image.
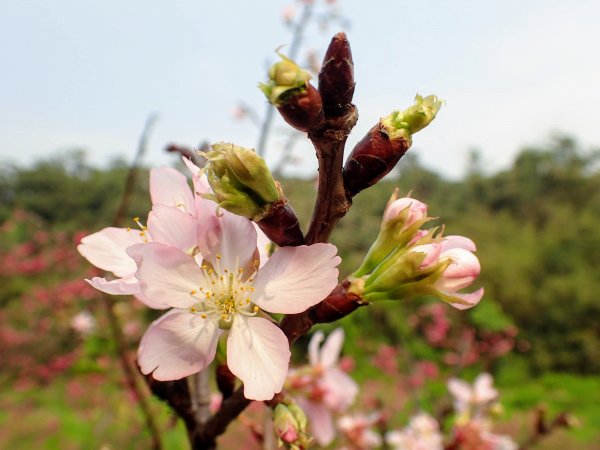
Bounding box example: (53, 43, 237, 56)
(276, 83, 324, 132)
(280, 280, 365, 344)
(309, 279, 364, 323)
(343, 122, 411, 197)
(256, 200, 305, 247)
(319, 32, 355, 117)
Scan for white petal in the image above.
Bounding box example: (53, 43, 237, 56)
(127, 243, 202, 309)
(86, 276, 139, 296)
(447, 378, 473, 403)
(147, 205, 197, 250)
(150, 166, 195, 213)
(297, 398, 336, 446)
(226, 316, 290, 401)
(78, 227, 143, 277)
(320, 328, 344, 368)
(138, 310, 220, 380)
(252, 244, 341, 314)
(308, 331, 325, 367)
(86, 276, 170, 309)
(474, 372, 498, 403)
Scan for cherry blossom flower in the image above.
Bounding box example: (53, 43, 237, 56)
(79, 160, 341, 400)
(337, 413, 382, 450)
(386, 412, 443, 450)
(289, 328, 358, 445)
(70, 310, 96, 336)
(447, 373, 498, 418)
(128, 164, 339, 400)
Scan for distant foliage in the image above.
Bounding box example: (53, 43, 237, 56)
(2, 135, 599, 373)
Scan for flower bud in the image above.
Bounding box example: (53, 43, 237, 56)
(260, 52, 324, 131)
(273, 402, 311, 449)
(343, 95, 443, 196)
(203, 143, 280, 220)
(354, 232, 483, 309)
(319, 32, 355, 117)
(354, 190, 430, 276)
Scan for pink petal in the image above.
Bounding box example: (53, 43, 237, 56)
(196, 205, 257, 272)
(127, 243, 202, 309)
(445, 288, 484, 310)
(150, 167, 195, 213)
(320, 328, 344, 368)
(308, 331, 325, 367)
(411, 243, 441, 270)
(297, 398, 336, 446)
(147, 205, 197, 251)
(227, 316, 290, 401)
(252, 244, 341, 314)
(383, 197, 428, 225)
(78, 227, 143, 277)
(254, 223, 272, 268)
(138, 310, 220, 380)
(437, 248, 481, 291)
(441, 235, 477, 252)
(322, 368, 358, 411)
(182, 156, 201, 177)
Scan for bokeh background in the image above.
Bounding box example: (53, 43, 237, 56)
(1, 0, 599, 448)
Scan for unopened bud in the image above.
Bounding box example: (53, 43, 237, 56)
(273, 402, 311, 449)
(354, 190, 431, 276)
(260, 52, 324, 131)
(343, 95, 442, 197)
(319, 32, 355, 117)
(203, 143, 280, 220)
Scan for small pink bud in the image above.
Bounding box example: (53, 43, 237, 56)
(383, 197, 428, 227)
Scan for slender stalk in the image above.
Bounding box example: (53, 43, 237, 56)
(196, 369, 212, 424)
(262, 406, 276, 450)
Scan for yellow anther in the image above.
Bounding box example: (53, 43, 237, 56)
(216, 254, 222, 260)
(190, 289, 197, 295)
(127, 227, 131, 231)
(246, 299, 251, 304)
(133, 217, 140, 222)
(201, 314, 207, 319)
(253, 306, 259, 312)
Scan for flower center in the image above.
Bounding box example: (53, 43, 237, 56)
(189, 255, 258, 328)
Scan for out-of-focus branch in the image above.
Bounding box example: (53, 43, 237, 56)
(102, 113, 163, 450)
(256, 2, 313, 158)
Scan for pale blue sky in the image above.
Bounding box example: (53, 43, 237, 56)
(1, 0, 599, 178)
